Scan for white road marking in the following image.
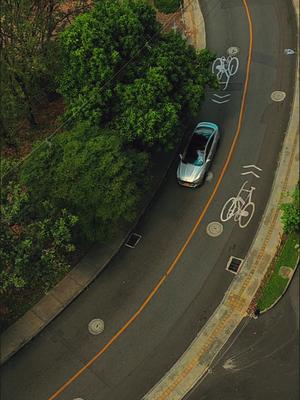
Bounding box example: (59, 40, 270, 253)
(220, 181, 256, 228)
(211, 98, 230, 104)
(242, 164, 262, 171)
(241, 170, 260, 178)
(212, 55, 239, 91)
(214, 93, 231, 99)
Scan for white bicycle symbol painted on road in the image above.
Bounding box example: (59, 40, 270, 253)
(220, 181, 255, 228)
(212, 55, 239, 91)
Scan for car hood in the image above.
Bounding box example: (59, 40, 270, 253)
(177, 162, 204, 182)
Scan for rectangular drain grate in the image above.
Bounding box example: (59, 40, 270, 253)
(125, 233, 142, 248)
(226, 256, 244, 274)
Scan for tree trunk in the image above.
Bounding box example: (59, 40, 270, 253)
(15, 75, 37, 127)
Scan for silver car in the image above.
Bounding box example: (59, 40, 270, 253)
(177, 122, 220, 187)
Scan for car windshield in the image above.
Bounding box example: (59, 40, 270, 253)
(183, 128, 212, 165)
(194, 150, 205, 166)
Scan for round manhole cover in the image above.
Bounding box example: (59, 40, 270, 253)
(271, 91, 286, 102)
(206, 222, 223, 237)
(227, 46, 239, 56)
(205, 172, 214, 182)
(88, 319, 104, 335)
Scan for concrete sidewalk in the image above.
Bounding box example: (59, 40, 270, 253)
(182, 0, 206, 50)
(143, 1, 299, 399)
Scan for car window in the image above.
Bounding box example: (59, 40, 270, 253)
(205, 135, 214, 158)
(194, 150, 205, 166)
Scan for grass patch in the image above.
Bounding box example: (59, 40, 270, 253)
(154, 0, 181, 13)
(257, 232, 299, 311)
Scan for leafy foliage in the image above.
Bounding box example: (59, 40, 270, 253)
(154, 0, 181, 14)
(280, 186, 300, 234)
(0, 176, 78, 295)
(21, 123, 150, 241)
(58, 0, 160, 126)
(58, 0, 216, 149)
(0, 0, 89, 142)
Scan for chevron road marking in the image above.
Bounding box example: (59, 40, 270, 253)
(241, 164, 262, 178)
(211, 98, 231, 104)
(241, 170, 260, 178)
(211, 92, 231, 104)
(214, 93, 231, 98)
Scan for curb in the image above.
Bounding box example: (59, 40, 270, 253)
(182, 0, 206, 50)
(0, 0, 208, 368)
(0, 131, 184, 366)
(260, 254, 299, 314)
(0, 0, 210, 367)
(143, 1, 299, 399)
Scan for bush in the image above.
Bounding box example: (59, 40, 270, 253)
(0, 178, 78, 295)
(21, 123, 150, 242)
(57, 0, 216, 150)
(280, 186, 300, 234)
(154, 0, 181, 13)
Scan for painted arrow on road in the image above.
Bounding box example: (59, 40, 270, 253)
(211, 93, 231, 104)
(241, 164, 262, 178)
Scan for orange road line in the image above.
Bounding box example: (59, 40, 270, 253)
(48, 1, 253, 398)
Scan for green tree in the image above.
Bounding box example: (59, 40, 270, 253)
(154, 0, 181, 14)
(58, 0, 160, 125)
(280, 186, 300, 234)
(0, 178, 78, 294)
(21, 123, 149, 241)
(114, 66, 180, 148)
(58, 0, 216, 149)
(0, 0, 89, 141)
(113, 36, 216, 148)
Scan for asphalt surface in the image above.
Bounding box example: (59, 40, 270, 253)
(186, 268, 299, 400)
(0, 0, 297, 399)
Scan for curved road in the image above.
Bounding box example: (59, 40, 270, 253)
(187, 269, 299, 400)
(1, 0, 297, 399)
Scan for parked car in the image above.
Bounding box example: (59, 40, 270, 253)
(177, 122, 220, 187)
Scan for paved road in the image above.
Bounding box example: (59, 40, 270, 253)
(0, 1, 297, 399)
(187, 268, 299, 400)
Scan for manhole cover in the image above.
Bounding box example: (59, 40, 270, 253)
(125, 233, 142, 248)
(226, 256, 243, 274)
(227, 46, 239, 55)
(206, 222, 223, 237)
(271, 91, 286, 102)
(88, 319, 104, 335)
(205, 171, 214, 182)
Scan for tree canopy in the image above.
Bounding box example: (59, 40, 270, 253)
(0, 170, 78, 294)
(21, 123, 150, 241)
(58, 0, 216, 149)
(0, 0, 89, 144)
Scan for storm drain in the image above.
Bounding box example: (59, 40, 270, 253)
(125, 233, 142, 248)
(226, 256, 244, 274)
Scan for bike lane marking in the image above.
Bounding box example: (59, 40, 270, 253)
(220, 180, 256, 228)
(48, 0, 253, 398)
